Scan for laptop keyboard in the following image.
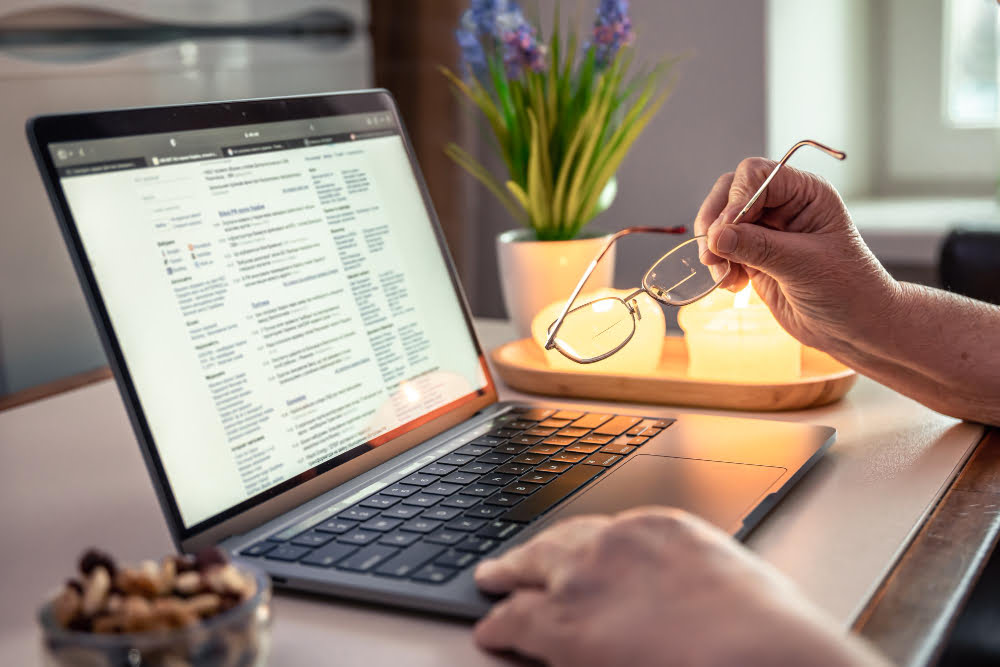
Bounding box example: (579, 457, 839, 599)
(237, 407, 674, 584)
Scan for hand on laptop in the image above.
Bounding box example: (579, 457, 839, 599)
(474, 507, 888, 667)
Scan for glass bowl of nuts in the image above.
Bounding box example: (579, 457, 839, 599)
(38, 547, 271, 667)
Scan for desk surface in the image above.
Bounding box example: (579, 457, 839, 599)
(0, 319, 985, 665)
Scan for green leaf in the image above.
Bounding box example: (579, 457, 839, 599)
(445, 143, 527, 224)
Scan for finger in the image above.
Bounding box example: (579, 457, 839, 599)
(474, 590, 558, 659)
(476, 516, 609, 593)
(707, 222, 821, 283)
(694, 173, 734, 265)
(717, 159, 815, 229)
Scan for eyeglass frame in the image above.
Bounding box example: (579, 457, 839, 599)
(544, 229, 730, 364)
(544, 138, 848, 364)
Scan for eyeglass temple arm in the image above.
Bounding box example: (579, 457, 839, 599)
(731, 139, 846, 225)
(543, 225, 685, 350)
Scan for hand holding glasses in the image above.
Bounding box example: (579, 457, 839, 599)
(544, 139, 846, 365)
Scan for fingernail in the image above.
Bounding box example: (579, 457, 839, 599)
(716, 227, 737, 254)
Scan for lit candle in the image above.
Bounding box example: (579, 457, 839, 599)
(677, 282, 801, 383)
(531, 288, 665, 374)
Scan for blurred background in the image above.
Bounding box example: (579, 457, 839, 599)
(0, 0, 998, 397)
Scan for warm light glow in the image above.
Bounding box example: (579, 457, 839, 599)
(531, 288, 665, 374)
(401, 382, 420, 403)
(733, 283, 752, 309)
(677, 282, 801, 383)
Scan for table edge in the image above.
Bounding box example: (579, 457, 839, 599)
(0, 366, 112, 413)
(852, 427, 1000, 666)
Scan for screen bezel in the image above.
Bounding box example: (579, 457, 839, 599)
(27, 90, 498, 549)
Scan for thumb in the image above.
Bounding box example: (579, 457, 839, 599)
(707, 223, 811, 280)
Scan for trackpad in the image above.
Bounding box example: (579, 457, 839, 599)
(547, 455, 786, 532)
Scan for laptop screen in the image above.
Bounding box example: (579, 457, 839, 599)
(44, 104, 489, 532)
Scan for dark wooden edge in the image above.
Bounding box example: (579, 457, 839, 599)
(0, 366, 112, 412)
(853, 427, 1000, 666)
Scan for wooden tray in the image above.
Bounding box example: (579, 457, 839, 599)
(490, 336, 857, 412)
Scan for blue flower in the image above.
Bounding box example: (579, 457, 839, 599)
(456, 0, 545, 79)
(591, 0, 634, 68)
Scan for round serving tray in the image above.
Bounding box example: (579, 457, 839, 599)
(490, 336, 857, 412)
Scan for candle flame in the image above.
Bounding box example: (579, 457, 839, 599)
(734, 283, 752, 309)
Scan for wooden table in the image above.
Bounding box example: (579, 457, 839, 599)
(0, 318, 996, 666)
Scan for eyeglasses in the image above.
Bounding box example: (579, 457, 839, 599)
(544, 139, 847, 365)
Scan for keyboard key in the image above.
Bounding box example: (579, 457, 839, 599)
(465, 504, 505, 519)
(420, 463, 457, 476)
(477, 520, 523, 540)
(424, 482, 462, 496)
(502, 482, 541, 496)
(503, 465, 603, 523)
(240, 541, 276, 557)
(529, 444, 563, 455)
(512, 408, 555, 421)
(375, 543, 446, 578)
(459, 462, 496, 474)
(438, 453, 474, 466)
(593, 415, 642, 435)
(422, 506, 463, 521)
(571, 413, 613, 429)
(411, 564, 459, 584)
(401, 517, 443, 534)
(565, 444, 600, 455)
(265, 544, 311, 562)
(481, 472, 517, 486)
(360, 517, 404, 532)
(650, 419, 676, 429)
(600, 444, 636, 455)
(495, 462, 534, 475)
(462, 482, 498, 497)
(441, 471, 480, 485)
(379, 530, 422, 547)
(550, 452, 586, 464)
(381, 484, 421, 498)
(524, 427, 557, 437)
(627, 421, 662, 436)
(446, 517, 487, 532)
(582, 454, 623, 467)
(507, 420, 537, 430)
(579, 434, 613, 445)
(490, 428, 522, 439)
(301, 542, 358, 568)
(401, 473, 440, 487)
(425, 529, 466, 546)
(455, 535, 499, 554)
(440, 494, 482, 509)
(472, 435, 506, 447)
(339, 507, 379, 522)
(483, 492, 523, 507)
(402, 493, 442, 507)
(535, 462, 571, 474)
(337, 544, 399, 572)
(509, 434, 543, 446)
(435, 550, 478, 569)
(520, 471, 557, 485)
(513, 453, 548, 465)
(476, 453, 512, 465)
(552, 410, 584, 420)
(360, 495, 400, 509)
(493, 444, 528, 455)
(543, 436, 577, 446)
(455, 444, 491, 456)
(337, 529, 381, 546)
(291, 531, 334, 548)
(381, 504, 423, 519)
(557, 427, 590, 438)
(539, 419, 572, 428)
(626, 437, 649, 446)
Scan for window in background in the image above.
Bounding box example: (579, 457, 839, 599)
(944, 0, 997, 128)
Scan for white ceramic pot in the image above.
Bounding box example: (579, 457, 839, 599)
(496, 229, 616, 339)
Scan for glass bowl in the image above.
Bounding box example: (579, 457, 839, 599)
(38, 564, 271, 667)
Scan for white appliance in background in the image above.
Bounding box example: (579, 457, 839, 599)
(0, 0, 371, 394)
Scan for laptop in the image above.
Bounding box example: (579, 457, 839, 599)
(27, 90, 834, 618)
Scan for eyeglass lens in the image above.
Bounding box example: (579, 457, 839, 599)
(548, 297, 635, 362)
(644, 236, 729, 306)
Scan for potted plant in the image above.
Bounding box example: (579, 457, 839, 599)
(442, 0, 675, 336)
